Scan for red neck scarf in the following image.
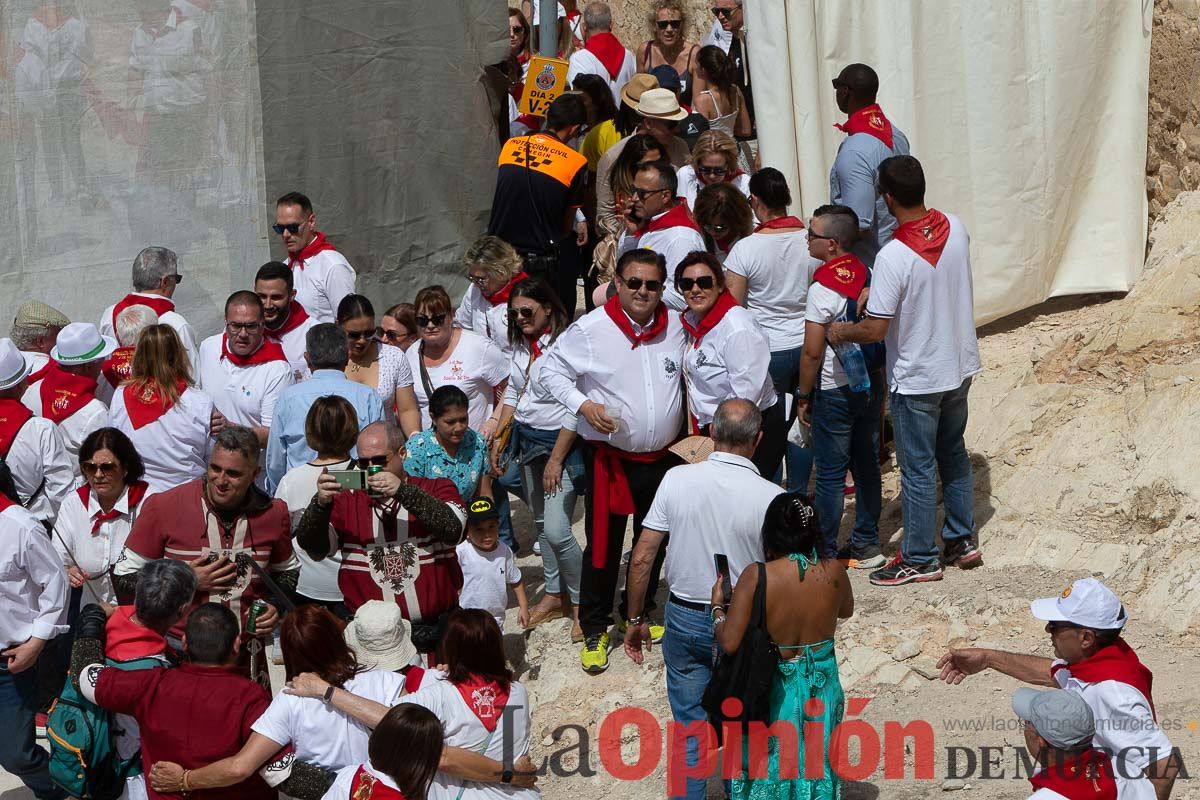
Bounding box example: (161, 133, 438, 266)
(122, 379, 187, 430)
(269, 301, 310, 337)
(0, 398, 33, 458)
(1028, 750, 1117, 800)
(485, 271, 530, 307)
(834, 103, 894, 148)
(287, 231, 336, 270)
(527, 328, 551, 360)
(680, 289, 738, 348)
(39, 364, 99, 424)
(754, 215, 805, 233)
(583, 31, 626, 80)
(892, 208, 951, 268)
(454, 674, 511, 733)
(603, 294, 668, 349)
(26, 359, 52, 385)
(349, 766, 407, 799)
(221, 335, 288, 368)
(102, 346, 135, 387)
(1051, 638, 1156, 719)
(113, 293, 174, 331)
(0, 493, 14, 513)
(77, 480, 149, 535)
(813, 253, 869, 302)
(104, 605, 170, 661)
(590, 442, 668, 568)
(644, 202, 702, 235)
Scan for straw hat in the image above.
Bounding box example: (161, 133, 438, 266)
(619, 73, 659, 109)
(669, 435, 715, 465)
(344, 601, 419, 672)
(0, 339, 30, 391)
(51, 323, 117, 366)
(635, 87, 688, 121)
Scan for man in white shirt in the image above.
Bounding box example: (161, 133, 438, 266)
(197, 291, 295, 451)
(10, 299, 69, 414)
(275, 191, 357, 324)
(41, 323, 117, 475)
(255, 260, 316, 383)
(567, 2, 636, 105)
(617, 160, 706, 311)
(0, 339, 74, 528)
(99, 246, 199, 370)
(797, 204, 885, 570)
(624, 399, 783, 800)
(0, 487, 69, 800)
(539, 248, 686, 675)
(936, 579, 1180, 800)
(829, 155, 982, 585)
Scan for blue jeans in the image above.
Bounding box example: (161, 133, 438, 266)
(0, 663, 66, 799)
(662, 601, 714, 800)
(811, 371, 885, 557)
(517, 426, 584, 605)
(768, 347, 812, 493)
(494, 460, 524, 550)
(890, 377, 975, 565)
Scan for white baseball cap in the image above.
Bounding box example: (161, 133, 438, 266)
(0, 339, 31, 391)
(1030, 578, 1127, 630)
(51, 323, 117, 366)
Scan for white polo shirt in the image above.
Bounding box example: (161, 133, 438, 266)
(291, 249, 357, 325)
(503, 334, 577, 433)
(454, 285, 511, 353)
(681, 305, 776, 428)
(725, 230, 821, 352)
(865, 212, 982, 395)
(109, 386, 214, 492)
(267, 316, 317, 383)
(538, 304, 686, 453)
(196, 334, 295, 432)
(4, 412, 73, 525)
(617, 210, 708, 312)
(99, 294, 199, 370)
(406, 330, 510, 431)
(643, 451, 783, 604)
(1052, 660, 1171, 800)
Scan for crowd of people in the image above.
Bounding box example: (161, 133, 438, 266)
(0, 2, 1179, 800)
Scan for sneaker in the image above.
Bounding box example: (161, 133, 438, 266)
(532, 540, 542, 556)
(618, 618, 665, 643)
(943, 540, 983, 569)
(869, 556, 943, 586)
(836, 546, 887, 570)
(36, 711, 48, 738)
(580, 633, 611, 674)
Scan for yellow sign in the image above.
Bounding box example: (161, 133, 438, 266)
(519, 55, 570, 117)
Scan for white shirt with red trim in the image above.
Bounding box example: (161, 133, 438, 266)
(53, 484, 154, 606)
(99, 293, 200, 369)
(268, 316, 318, 383)
(55, 397, 110, 478)
(681, 304, 776, 428)
(291, 249, 357, 325)
(616, 207, 707, 312)
(322, 763, 403, 799)
(108, 386, 214, 492)
(454, 284, 512, 353)
(567, 46, 636, 105)
(677, 164, 751, 211)
(196, 334, 295, 432)
(3, 411, 74, 525)
(20, 351, 49, 413)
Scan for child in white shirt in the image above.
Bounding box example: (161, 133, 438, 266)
(456, 495, 529, 630)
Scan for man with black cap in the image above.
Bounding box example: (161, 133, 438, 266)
(1013, 688, 1117, 800)
(937, 578, 1179, 799)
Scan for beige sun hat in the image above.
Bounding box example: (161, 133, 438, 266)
(619, 73, 659, 109)
(635, 87, 688, 121)
(344, 600, 419, 672)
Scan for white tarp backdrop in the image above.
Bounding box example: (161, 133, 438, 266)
(748, 0, 1153, 325)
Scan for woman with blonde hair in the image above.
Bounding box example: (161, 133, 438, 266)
(693, 181, 754, 263)
(636, 0, 700, 106)
(678, 130, 750, 210)
(108, 324, 214, 491)
(454, 235, 529, 353)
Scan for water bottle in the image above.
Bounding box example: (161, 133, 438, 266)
(832, 306, 871, 393)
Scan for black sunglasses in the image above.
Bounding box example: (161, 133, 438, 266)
(344, 329, 374, 341)
(351, 455, 390, 468)
(511, 25, 524, 34)
(272, 222, 301, 235)
(507, 307, 537, 320)
(678, 276, 716, 291)
(704, 223, 730, 234)
(619, 276, 664, 293)
(1045, 621, 1083, 634)
(656, 19, 682, 29)
(415, 313, 447, 328)
(711, 6, 736, 18)
(631, 186, 670, 201)
(697, 166, 729, 177)
(808, 232, 838, 242)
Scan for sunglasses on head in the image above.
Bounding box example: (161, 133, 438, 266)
(678, 275, 716, 291)
(619, 276, 664, 293)
(272, 222, 301, 235)
(415, 313, 447, 328)
(351, 455, 390, 468)
(656, 19, 682, 29)
(81, 461, 120, 477)
(507, 306, 537, 320)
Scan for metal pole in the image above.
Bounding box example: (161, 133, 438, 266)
(539, 0, 558, 56)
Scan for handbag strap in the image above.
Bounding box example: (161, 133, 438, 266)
(417, 340, 437, 404)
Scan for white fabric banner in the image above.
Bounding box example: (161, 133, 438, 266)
(747, 0, 1152, 325)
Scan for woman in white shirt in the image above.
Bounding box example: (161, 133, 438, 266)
(454, 236, 528, 353)
(676, 130, 750, 211)
(108, 324, 213, 491)
(693, 181, 754, 264)
(337, 295, 421, 437)
(321, 704, 443, 799)
(53, 427, 153, 609)
(492, 278, 583, 639)
(274, 396, 359, 617)
(407, 286, 510, 435)
(675, 252, 785, 477)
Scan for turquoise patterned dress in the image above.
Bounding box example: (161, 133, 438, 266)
(732, 552, 845, 800)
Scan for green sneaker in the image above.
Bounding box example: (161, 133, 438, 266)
(619, 619, 665, 644)
(580, 632, 611, 674)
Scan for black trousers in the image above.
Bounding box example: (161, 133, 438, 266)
(750, 398, 788, 480)
(578, 445, 679, 637)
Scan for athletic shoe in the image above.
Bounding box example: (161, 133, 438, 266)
(580, 633, 611, 674)
(869, 556, 943, 586)
(532, 540, 542, 556)
(35, 711, 47, 738)
(619, 619, 665, 643)
(837, 546, 887, 570)
(943, 539, 983, 569)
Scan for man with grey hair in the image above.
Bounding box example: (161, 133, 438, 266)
(99, 246, 199, 369)
(567, 2, 636, 105)
(797, 203, 886, 569)
(115, 424, 299, 686)
(10, 299, 70, 414)
(100, 304, 159, 396)
(624, 398, 784, 800)
(264, 324, 384, 491)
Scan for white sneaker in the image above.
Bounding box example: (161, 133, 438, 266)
(532, 540, 542, 556)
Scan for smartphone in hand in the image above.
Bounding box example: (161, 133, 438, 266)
(714, 553, 732, 605)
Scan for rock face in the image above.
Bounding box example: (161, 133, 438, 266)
(1147, 0, 1200, 220)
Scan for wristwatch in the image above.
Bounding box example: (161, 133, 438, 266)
(323, 685, 335, 703)
(501, 769, 514, 784)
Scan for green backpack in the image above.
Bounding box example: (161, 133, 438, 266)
(46, 656, 165, 800)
